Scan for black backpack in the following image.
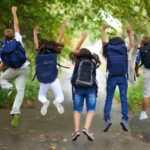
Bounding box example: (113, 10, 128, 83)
(71, 58, 96, 88)
(139, 44, 150, 68)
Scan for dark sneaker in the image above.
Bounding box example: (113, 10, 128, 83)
(82, 128, 94, 142)
(11, 114, 20, 128)
(103, 120, 112, 132)
(120, 119, 128, 132)
(71, 131, 80, 141)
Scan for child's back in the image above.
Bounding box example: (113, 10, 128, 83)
(101, 22, 133, 132)
(70, 40, 100, 142)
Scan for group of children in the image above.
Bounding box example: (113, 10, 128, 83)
(0, 6, 150, 142)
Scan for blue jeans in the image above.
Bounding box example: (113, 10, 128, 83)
(104, 75, 128, 121)
(73, 87, 96, 112)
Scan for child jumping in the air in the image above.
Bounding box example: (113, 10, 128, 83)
(0, 6, 29, 128)
(135, 36, 150, 120)
(101, 22, 132, 132)
(33, 21, 67, 115)
(70, 32, 101, 141)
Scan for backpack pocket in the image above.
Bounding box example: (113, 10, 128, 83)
(108, 55, 128, 75)
(73, 60, 95, 87)
(36, 53, 58, 83)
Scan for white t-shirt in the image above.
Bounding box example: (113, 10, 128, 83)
(0, 32, 30, 68)
(15, 32, 30, 68)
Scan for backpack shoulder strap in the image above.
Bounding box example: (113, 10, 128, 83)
(57, 63, 70, 69)
(32, 72, 37, 81)
(1, 39, 7, 45)
(13, 39, 21, 46)
(138, 63, 143, 68)
(74, 58, 84, 71)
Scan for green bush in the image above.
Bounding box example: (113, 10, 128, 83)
(24, 79, 39, 101)
(115, 77, 143, 114)
(0, 89, 8, 108)
(0, 77, 39, 108)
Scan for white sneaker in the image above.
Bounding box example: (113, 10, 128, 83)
(53, 100, 64, 114)
(41, 100, 50, 116)
(1, 80, 13, 91)
(139, 111, 148, 120)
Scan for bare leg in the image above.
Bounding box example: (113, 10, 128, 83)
(82, 111, 95, 141)
(139, 97, 149, 120)
(84, 111, 95, 130)
(73, 111, 81, 132)
(142, 97, 149, 111)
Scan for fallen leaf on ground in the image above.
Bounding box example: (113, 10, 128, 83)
(62, 138, 67, 142)
(49, 146, 57, 150)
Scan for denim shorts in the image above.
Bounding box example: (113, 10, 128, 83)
(73, 87, 97, 112)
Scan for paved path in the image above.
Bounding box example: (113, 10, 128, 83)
(0, 73, 150, 150)
(0, 100, 150, 150)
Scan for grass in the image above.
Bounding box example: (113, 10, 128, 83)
(24, 79, 39, 101)
(0, 77, 39, 108)
(0, 88, 8, 108)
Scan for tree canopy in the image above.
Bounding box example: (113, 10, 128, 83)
(0, 0, 149, 106)
(0, 0, 150, 55)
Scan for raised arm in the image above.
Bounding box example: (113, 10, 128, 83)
(57, 20, 68, 43)
(101, 22, 108, 46)
(12, 6, 19, 33)
(135, 50, 141, 77)
(126, 27, 133, 52)
(33, 26, 40, 50)
(74, 32, 87, 52)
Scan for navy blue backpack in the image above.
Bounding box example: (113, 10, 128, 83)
(35, 50, 58, 83)
(107, 42, 128, 75)
(1, 39, 26, 68)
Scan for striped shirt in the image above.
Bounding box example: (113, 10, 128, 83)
(135, 50, 141, 65)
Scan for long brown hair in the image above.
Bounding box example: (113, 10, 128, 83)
(70, 48, 101, 68)
(37, 39, 64, 54)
